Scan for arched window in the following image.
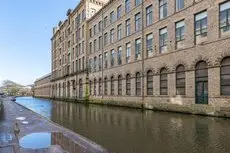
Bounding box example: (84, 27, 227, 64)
(147, 70, 153, 95)
(221, 57, 230, 95)
(111, 76, 114, 95)
(126, 74, 131, 95)
(89, 80, 92, 95)
(99, 78, 102, 95)
(136, 72, 141, 95)
(195, 61, 208, 104)
(67, 81, 70, 97)
(160, 68, 168, 95)
(59, 83, 61, 97)
(79, 79, 83, 98)
(104, 77, 108, 95)
(63, 82, 66, 97)
(118, 75, 122, 95)
(176, 65, 186, 95)
(94, 79, 97, 96)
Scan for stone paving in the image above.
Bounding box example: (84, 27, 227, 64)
(0, 97, 108, 153)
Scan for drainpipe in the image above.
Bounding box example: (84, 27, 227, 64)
(102, 7, 104, 99)
(141, 1, 145, 109)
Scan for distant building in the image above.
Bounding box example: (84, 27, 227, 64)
(34, 73, 51, 98)
(50, 0, 230, 110)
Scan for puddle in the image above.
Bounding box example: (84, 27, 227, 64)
(20, 133, 52, 149)
(19, 132, 83, 152)
(16, 117, 25, 121)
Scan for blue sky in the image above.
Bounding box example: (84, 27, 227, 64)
(0, 0, 79, 85)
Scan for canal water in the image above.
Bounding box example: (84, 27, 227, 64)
(16, 97, 230, 153)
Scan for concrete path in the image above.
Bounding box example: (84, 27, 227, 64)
(0, 97, 108, 153)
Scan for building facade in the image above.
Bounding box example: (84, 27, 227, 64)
(51, 0, 230, 109)
(34, 73, 51, 98)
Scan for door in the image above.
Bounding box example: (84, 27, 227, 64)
(196, 81, 208, 104)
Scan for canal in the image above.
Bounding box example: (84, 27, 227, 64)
(16, 97, 230, 153)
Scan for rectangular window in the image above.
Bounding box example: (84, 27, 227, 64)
(159, 0, 168, 19)
(79, 58, 81, 71)
(220, 2, 230, 36)
(176, 20, 185, 49)
(99, 54, 102, 71)
(176, 0, 184, 11)
(126, 43, 131, 63)
(82, 41, 84, 53)
(93, 25, 96, 35)
(104, 33, 108, 45)
(125, 0, 131, 13)
(135, 38, 141, 60)
(104, 52, 108, 68)
(82, 25, 84, 38)
(111, 49, 115, 67)
(126, 19, 131, 36)
(110, 11, 115, 23)
(110, 29, 115, 43)
(104, 16, 108, 27)
(195, 11, 207, 37)
(146, 5, 153, 26)
(135, 0, 142, 6)
(88, 59, 92, 72)
(117, 24, 122, 40)
(78, 43, 81, 55)
(98, 21, 102, 32)
(82, 57, 85, 70)
(146, 33, 153, 57)
(117, 5, 122, 19)
(135, 13, 142, 31)
(93, 39, 97, 52)
(118, 46, 122, 65)
(176, 20, 185, 42)
(75, 60, 78, 72)
(89, 42, 92, 54)
(159, 28, 168, 53)
(94, 56, 97, 72)
(99, 36, 102, 50)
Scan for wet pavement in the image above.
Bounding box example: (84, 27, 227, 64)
(0, 97, 108, 153)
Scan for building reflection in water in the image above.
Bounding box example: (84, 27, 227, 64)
(51, 133, 83, 153)
(51, 100, 230, 153)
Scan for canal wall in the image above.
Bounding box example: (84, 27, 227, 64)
(42, 96, 230, 118)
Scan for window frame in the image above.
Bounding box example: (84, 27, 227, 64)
(176, 65, 186, 95)
(136, 72, 141, 96)
(220, 57, 230, 95)
(146, 5, 153, 26)
(160, 68, 168, 95)
(159, 0, 168, 20)
(126, 74, 131, 95)
(159, 27, 168, 53)
(219, 2, 230, 35)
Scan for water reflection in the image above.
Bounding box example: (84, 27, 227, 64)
(19, 132, 82, 152)
(17, 97, 230, 153)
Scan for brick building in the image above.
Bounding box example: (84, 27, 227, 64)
(34, 73, 51, 98)
(51, 0, 230, 109)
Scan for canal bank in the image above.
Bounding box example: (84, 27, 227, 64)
(44, 96, 230, 118)
(0, 97, 108, 153)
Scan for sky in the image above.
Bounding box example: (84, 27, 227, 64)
(0, 0, 79, 86)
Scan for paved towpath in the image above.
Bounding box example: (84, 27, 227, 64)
(0, 97, 108, 153)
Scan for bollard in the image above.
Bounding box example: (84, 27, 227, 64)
(13, 122, 20, 143)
